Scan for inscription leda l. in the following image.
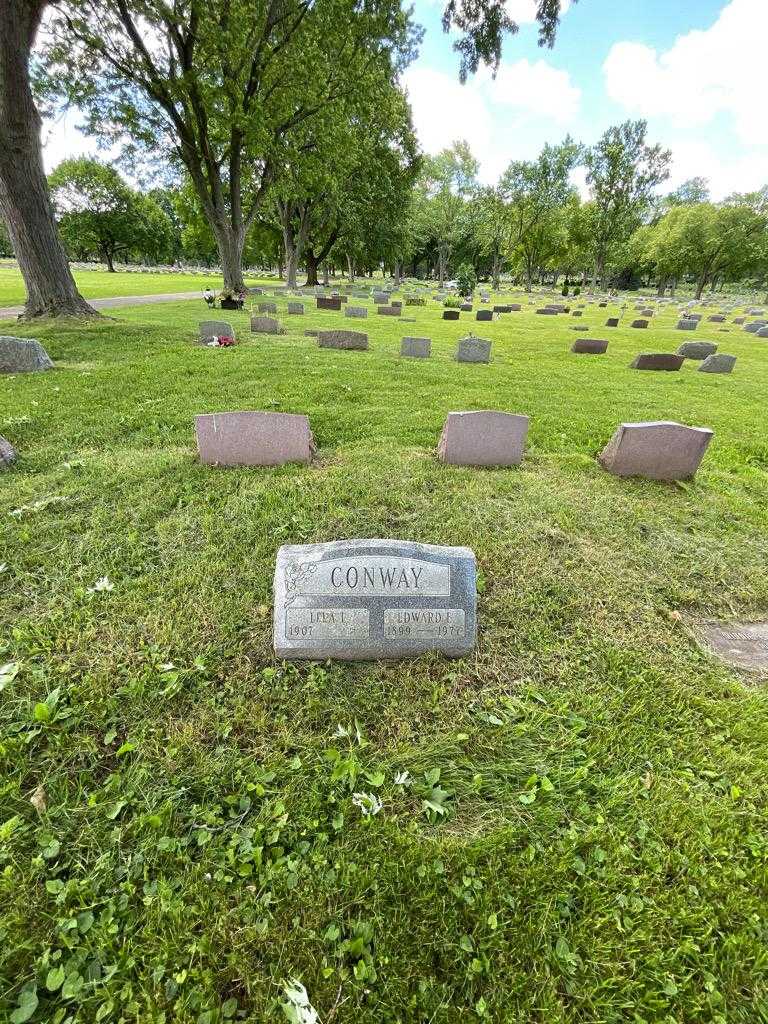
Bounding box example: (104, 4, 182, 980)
(286, 555, 450, 600)
(384, 608, 465, 640)
(273, 539, 476, 661)
(286, 607, 369, 640)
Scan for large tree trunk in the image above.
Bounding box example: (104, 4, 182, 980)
(0, 0, 97, 319)
(524, 260, 533, 292)
(347, 254, 355, 283)
(656, 275, 666, 297)
(695, 272, 707, 300)
(211, 219, 245, 292)
(305, 251, 320, 287)
(102, 248, 115, 273)
(492, 250, 500, 292)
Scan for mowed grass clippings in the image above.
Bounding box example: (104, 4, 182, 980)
(1, 291, 768, 1024)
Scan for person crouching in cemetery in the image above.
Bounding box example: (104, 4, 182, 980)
(204, 286, 215, 307)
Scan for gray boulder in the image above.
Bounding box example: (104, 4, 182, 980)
(0, 337, 54, 373)
(0, 434, 16, 468)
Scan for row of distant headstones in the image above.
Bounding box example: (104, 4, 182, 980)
(194, 410, 715, 484)
(198, 322, 740, 373)
(250, 283, 767, 315)
(225, 294, 768, 333)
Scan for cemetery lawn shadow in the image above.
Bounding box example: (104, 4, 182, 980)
(1, 291, 768, 1022)
(0, 264, 280, 307)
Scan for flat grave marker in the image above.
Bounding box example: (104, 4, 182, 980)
(273, 539, 477, 660)
(698, 621, 768, 674)
(318, 330, 368, 351)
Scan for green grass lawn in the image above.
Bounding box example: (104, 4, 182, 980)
(0, 264, 279, 307)
(2, 291, 768, 1023)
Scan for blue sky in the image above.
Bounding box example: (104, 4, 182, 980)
(402, 0, 767, 197)
(42, 0, 766, 201)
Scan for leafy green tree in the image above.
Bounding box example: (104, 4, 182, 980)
(49, 158, 174, 271)
(502, 138, 580, 291)
(667, 177, 711, 207)
(584, 120, 670, 290)
(40, 0, 420, 292)
(418, 141, 478, 287)
(665, 202, 766, 298)
(443, 0, 572, 82)
(475, 186, 508, 290)
(456, 262, 476, 296)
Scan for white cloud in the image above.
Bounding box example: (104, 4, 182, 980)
(41, 109, 100, 173)
(667, 140, 768, 200)
(403, 58, 581, 183)
(485, 58, 580, 122)
(603, 0, 768, 146)
(402, 66, 495, 167)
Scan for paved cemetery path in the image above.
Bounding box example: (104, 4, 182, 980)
(0, 290, 205, 319)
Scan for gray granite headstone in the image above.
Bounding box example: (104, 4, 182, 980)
(400, 337, 431, 358)
(199, 321, 234, 342)
(318, 330, 368, 351)
(273, 539, 476, 660)
(676, 319, 697, 331)
(317, 297, 341, 311)
(377, 306, 401, 316)
(345, 306, 368, 318)
(630, 319, 649, 329)
(698, 354, 736, 374)
(677, 341, 717, 360)
(258, 302, 277, 314)
(476, 310, 493, 321)
(287, 302, 304, 315)
(456, 336, 491, 364)
(443, 310, 460, 321)
(698, 621, 768, 674)
(605, 318, 619, 328)
(0, 337, 54, 373)
(250, 316, 284, 334)
(0, 434, 16, 468)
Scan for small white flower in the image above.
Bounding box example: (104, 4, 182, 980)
(333, 723, 350, 738)
(352, 792, 383, 817)
(394, 771, 413, 787)
(0, 563, 7, 574)
(88, 576, 114, 593)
